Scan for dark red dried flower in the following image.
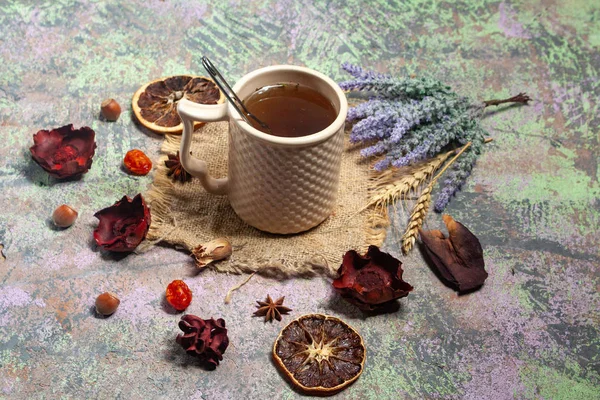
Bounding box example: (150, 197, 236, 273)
(29, 124, 96, 179)
(176, 315, 229, 369)
(93, 194, 151, 252)
(332, 246, 413, 311)
(419, 214, 488, 293)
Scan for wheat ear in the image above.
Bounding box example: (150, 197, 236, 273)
(368, 139, 493, 212)
(367, 150, 453, 210)
(401, 142, 473, 254)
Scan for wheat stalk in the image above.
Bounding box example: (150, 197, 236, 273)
(401, 142, 473, 254)
(368, 139, 494, 212)
(401, 185, 432, 254)
(367, 150, 453, 210)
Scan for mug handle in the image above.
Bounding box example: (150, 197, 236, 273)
(177, 98, 229, 195)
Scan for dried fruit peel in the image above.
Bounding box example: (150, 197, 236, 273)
(419, 214, 488, 292)
(176, 315, 229, 369)
(30, 124, 96, 179)
(273, 314, 366, 396)
(332, 246, 413, 310)
(93, 194, 151, 252)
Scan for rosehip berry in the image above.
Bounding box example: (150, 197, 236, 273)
(166, 280, 192, 311)
(123, 149, 152, 175)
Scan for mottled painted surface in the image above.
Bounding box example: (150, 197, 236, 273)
(0, 0, 599, 399)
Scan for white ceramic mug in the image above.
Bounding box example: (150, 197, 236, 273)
(177, 65, 348, 234)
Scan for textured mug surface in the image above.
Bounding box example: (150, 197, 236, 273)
(178, 65, 348, 234)
(228, 120, 345, 234)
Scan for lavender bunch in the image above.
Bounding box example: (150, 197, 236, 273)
(340, 63, 490, 212)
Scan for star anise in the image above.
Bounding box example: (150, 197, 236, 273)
(253, 295, 292, 322)
(164, 151, 192, 183)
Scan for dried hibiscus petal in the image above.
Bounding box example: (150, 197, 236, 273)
(29, 124, 96, 179)
(332, 246, 413, 311)
(93, 194, 150, 252)
(176, 315, 229, 369)
(419, 214, 488, 293)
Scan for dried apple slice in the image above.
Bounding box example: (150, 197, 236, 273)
(273, 314, 366, 396)
(131, 75, 224, 134)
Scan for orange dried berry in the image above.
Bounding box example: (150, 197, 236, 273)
(166, 280, 192, 311)
(124, 149, 152, 175)
(95, 292, 120, 316)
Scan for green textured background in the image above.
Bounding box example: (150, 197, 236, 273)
(1, 0, 599, 398)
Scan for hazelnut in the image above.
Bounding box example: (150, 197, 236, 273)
(192, 238, 233, 268)
(95, 292, 120, 316)
(101, 98, 121, 121)
(52, 204, 78, 228)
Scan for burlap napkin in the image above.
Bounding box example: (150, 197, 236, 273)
(146, 122, 387, 278)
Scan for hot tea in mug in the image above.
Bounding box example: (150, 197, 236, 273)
(243, 83, 337, 138)
(177, 65, 348, 234)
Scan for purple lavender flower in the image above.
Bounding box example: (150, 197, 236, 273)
(373, 157, 392, 171)
(391, 138, 434, 167)
(346, 98, 389, 122)
(350, 113, 394, 143)
(341, 62, 390, 80)
(433, 150, 477, 212)
(341, 63, 490, 211)
(360, 141, 388, 158)
(387, 116, 415, 144)
(340, 63, 451, 99)
(434, 188, 452, 212)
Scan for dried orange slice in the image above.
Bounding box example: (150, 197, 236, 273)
(132, 75, 224, 134)
(272, 314, 366, 396)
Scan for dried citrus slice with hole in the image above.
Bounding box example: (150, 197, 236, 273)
(132, 75, 224, 134)
(272, 314, 366, 396)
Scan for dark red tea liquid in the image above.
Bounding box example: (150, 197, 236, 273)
(243, 82, 337, 137)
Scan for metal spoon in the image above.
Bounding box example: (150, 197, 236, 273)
(201, 56, 271, 133)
